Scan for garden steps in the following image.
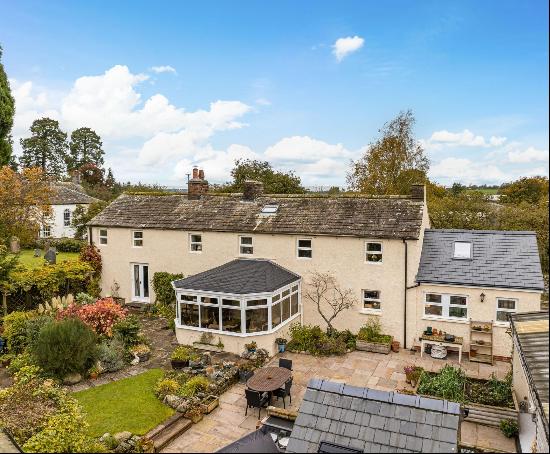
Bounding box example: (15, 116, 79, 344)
(464, 403, 518, 427)
(146, 413, 192, 451)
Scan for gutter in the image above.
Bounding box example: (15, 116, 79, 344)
(403, 239, 408, 349)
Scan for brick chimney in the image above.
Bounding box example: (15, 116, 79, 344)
(410, 184, 426, 202)
(242, 180, 264, 201)
(188, 167, 209, 200)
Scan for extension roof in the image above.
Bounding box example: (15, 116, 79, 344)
(88, 193, 424, 239)
(172, 259, 301, 294)
(286, 379, 460, 453)
(510, 311, 549, 438)
(416, 229, 544, 291)
(50, 182, 100, 205)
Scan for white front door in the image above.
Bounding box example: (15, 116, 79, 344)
(132, 263, 150, 302)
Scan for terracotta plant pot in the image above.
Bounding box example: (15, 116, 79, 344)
(171, 359, 189, 369)
(391, 341, 400, 353)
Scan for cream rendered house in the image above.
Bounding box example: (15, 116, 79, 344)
(88, 169, 543, 356)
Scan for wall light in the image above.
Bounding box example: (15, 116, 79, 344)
(480, 292, 486, 303)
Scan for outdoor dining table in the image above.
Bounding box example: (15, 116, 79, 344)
(246, 366, 292, 395)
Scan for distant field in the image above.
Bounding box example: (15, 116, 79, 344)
(14, 249, 80, 269)
(464, 188, 499, 195)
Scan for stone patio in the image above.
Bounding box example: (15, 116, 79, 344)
(162, 349, 516, 453)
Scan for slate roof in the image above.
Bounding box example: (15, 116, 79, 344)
(50, 182, 100, 205)
(88, 193, 424, 239)
(286, 379, 460, 453)
(510, 312, 549, 438)
(172, 259, 301, 294)
(416, 229, 544, 291)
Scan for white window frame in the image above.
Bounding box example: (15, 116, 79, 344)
(496, 297, 518, 325)
(99, 228, 108, 245)
(175, 282, 301, 337)
(239, 235, 253, 255)
(297, 238, 312, 259)
(453, 241, 472, 259)
(63, 208, 71, 227)
(189, 233, 203, 253)
(361, 289, 381, 313)
(40, 224, 51, 238)
(423, 292, 469, 321)
(132, 230, 143, 248)
(365, 242, 383, 264)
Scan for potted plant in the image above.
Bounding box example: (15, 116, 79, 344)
(356, 319, 392, 354)
(184, 403, 204, 424)
(131, 343, 151, 362)
(275, 337, 288, 353)
(404, 365, 423, 387)
(200, 394, 220, 414)
(238, 362, 255, 383)
(171, 346, 197, 369)
(245, 341, 257, 353)
(89, 364, 101, 380)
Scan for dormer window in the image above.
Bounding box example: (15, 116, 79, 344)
(261, 204, 278, 214)
(453, 241, 472, 259)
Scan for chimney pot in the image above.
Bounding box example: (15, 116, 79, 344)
(192, 167, 199, 179)
(188, 167, 208, 199)
(410, 184, 426, 202)
(198, 169, 205, 180)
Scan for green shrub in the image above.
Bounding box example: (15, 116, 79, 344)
(75, 292, 95, 305)
(467, 372, 514, 408)
(314, 335, 347, 356)
(287, 324, 324, 352)
(152, 272, 184, 306)
(32, 318, 98, 378)
(179, 375, 210, 397)
(331, 329, 356, 350)
(171, 345, 200, 362)
(97, 336, 126, 373)
(287, 324, 352, 356)
(500, 419, 519, 438)
(35, 238, 86, 253)
(154, 378, 181, 399)
(2, 311, 35, 353)
(417, 365, 467, 403)
(25, 315, 54, 351)
(112, 314, 141, 347)
(8, 352, 38, 376)
(357, 318, 392, 344)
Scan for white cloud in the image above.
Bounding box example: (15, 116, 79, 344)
(255, 98, 271, 106)
(508, 146, 549, 163)
(424, 129, 507, 150)
(150, 65, 177, 74)
(265, 136, 353, 162)
(332, 36, 364, 62)
(430, 157, 511, 184)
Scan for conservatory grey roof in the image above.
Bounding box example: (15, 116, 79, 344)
(416, 229, 544, 291)
(172, 259, 300, 294)
(286, 379, 460, 453)
(88, 192, 425, 239)
(510, 312, 549, 435)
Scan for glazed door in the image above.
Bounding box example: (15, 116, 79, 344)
(132, 263, 150, 302)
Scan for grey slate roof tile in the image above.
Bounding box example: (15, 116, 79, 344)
(416, 229, 544, 291)
(438, 427, 457, 443)
(370, 414, 386, 429)
(321, 380, 345, 394)
(379, 402, 396, 418)
(343, 423, 360, 439)
(384, 417, 401, 433)
(399, 421, 417, 436)
(394, 405, 412, 420)
(374, 429, 391, 445)
(425, 411, 443, 426)
(442, 414, 460, 429)
(51, 182, 100, 205)
(89, 193, 424, 239)
(439, 441, 457, 452)
(409, 408, 427, 423)
(405, 435, 424, 452)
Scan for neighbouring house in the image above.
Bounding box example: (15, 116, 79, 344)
(87, 166, 543, 356)
(285, 378, 461, 452)
(510, 311, 549, 453)
(40, 182, 99, 239)
(415, 229, 544, 359)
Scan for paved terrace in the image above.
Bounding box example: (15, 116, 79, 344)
(163, 350, 515, 453)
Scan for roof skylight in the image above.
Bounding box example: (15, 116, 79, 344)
(261, 204, 279, 214)
(453, 241, 472, 259)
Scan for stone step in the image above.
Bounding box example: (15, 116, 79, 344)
(148, 415, 192, 451)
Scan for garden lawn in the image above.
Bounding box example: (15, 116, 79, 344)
(73, 369, 174, 437)
(15, 249, 80, 269)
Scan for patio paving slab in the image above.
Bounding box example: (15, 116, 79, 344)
(162, 349, 513, 453)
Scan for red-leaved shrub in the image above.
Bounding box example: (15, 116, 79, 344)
(57, 297, 127, 336)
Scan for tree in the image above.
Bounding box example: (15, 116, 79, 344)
(0, 45, 15, 167)
(105, 168, 115, 189)
(428, 191, 497, 230)
(226, 159, 305, 194)
(78, 162, 104, 187)
(0, 244, 19, 315)
(0, 166, 52, 245)
(304, 271, 358, 333)
(19, 118, 68, 177)
(449, 182, 466, 196)
(499, 176, 549, 205)
(71, 200, 108, 239)
(67, 127, 104, 171)
(347, 110, 429, 195)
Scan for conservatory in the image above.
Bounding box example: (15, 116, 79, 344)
(172, 259, 302, 354)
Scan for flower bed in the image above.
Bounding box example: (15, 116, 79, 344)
(356, 319, 392, 354)
(286, 324, 355, 356)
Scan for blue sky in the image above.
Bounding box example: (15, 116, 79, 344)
(1, 0, 548, 187)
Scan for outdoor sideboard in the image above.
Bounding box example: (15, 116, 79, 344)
(420, 334, 464, 363)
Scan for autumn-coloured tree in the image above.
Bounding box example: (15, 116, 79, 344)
(347, 110, 429, 195)
(0, 166, 52, 245)
(304, 271, 358, 333)
(499, 176, 549, 205)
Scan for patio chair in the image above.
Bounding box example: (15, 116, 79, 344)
(245, 388, 269, 418)
(273, 377, 293, 409)
(279, 358, 293, 371)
